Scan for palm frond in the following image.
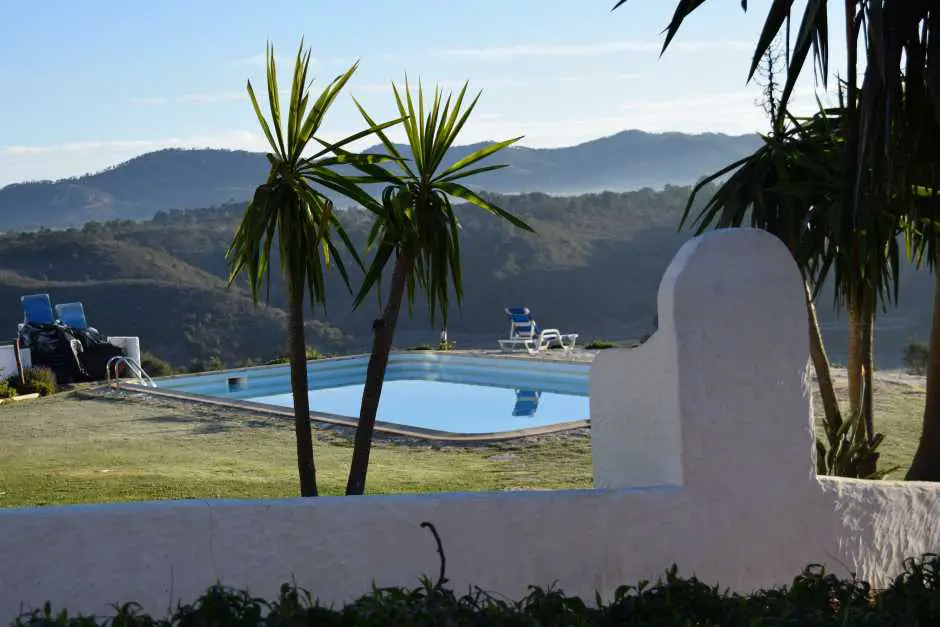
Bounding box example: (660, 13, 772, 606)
(351, 79, 532, 324)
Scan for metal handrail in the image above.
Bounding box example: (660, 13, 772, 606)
(106, 355, 156, 389)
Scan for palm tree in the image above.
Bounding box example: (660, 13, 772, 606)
(338, 80, 534, 495)
(613, 0, 936, 478)
(684, 101, 900, 476)
(899, 70, 940, 479)
(226, 43, 401, 497)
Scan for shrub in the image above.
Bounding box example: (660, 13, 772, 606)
(0, 379, 16, 399)
(406, 344, 434, 351)
(11, 554, 940, 626)
(185, 356, 225, 373)
(7, 366, 57, 397)
(140, 351, 173, 377)
(903, 339, 929, 375)
(586, 339, 618, 350)
(264, 348, 324, 365)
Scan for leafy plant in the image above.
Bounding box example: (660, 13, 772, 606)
(816, 370, 898, 479)
(903, 340, 930, 376)
(140, 352, 173, 377)
(8, 366, 57, 397)
(585, 339, 618, 350)
(13, 553, 940, 625)
(0, 379, 16, 399)
(225, 41, 401, 497)
(340, 79, 534, 495)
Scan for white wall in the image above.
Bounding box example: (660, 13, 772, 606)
(0, 345, 29, 381)
(0, 345, 17, 381)
(1, 228, 939, 620)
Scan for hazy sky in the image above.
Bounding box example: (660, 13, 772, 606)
(0, 0, 848, 186)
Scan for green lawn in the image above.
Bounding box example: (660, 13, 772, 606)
(0, 392, 591, 508)
(812, 373, 925, 475)
(0, 370, 927, 508)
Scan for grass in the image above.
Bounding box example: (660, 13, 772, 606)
(812, 371, 925, 474)
(0, 392, 591, 508)
(0, 368, 926, 508)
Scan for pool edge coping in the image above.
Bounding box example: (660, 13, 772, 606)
(149, 349, 596, 385)
(101, 383, 591, 443)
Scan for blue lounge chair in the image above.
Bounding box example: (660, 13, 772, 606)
(498, 307, 540, 351)
(55, 302, 88, 330)
(21, 293, 55, 325)
(512, 389, 541, 417)
(498, 306, 579, 353)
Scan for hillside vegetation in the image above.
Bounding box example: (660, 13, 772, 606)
(0, 185, 934, 368)
(0, 131, 760, 230)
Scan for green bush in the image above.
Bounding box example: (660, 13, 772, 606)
(139, 351, 173, 377)
(903, 339, 929, 375)
(11, 554, 940, 626)
(586, 339, 618, 350)
(7, 366, 57, 397)
(0, 379, 16, 399)
(406, 344, 434, 351)
(263, 347, 324, 366)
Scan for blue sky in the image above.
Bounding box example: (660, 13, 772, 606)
(0, 0, 848, 186)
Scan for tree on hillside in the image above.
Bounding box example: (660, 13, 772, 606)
(226, 42, 401, 497)
(613, 0, 938, 479)
(337, 80, 534, 495)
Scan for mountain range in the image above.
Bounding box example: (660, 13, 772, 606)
(0, 186, 931, 371)
(0, 128, 932, 372)
(0, 130, 761, 231)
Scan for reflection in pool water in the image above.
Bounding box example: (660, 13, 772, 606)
(512, 389, 541, 417)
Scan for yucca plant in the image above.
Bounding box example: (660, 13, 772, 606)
(226, 42, 401, 497)
(336, 79, 534, 495)
(613, 0, 938, 478)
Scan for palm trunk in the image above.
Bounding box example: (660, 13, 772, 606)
(857, 287, 878, 476)
(346, 252, 412, 496)
(287, 280, 317, 497)
(805, 280, 842, 431)
(846, 296, 863, 421)
(907, 243, 940, 480)
(861, 289, 875, 440)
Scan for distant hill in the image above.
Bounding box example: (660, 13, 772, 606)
(0, 187, 933, 370)
(0, 130, 761, 230)
(0, 229, 348, 367)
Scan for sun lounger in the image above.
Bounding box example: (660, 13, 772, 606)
(498, 306, 578, 353)
(21, 293, 55, 325)
(524, 328, 579, 354)
(55, 303, 88, 329)
(498, 307, 540, 352)
(55, 302, 88, 330)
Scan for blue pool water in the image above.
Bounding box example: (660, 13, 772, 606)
(155, 353, 590, 435)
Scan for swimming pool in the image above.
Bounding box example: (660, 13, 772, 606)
(153, 352, 590, 435)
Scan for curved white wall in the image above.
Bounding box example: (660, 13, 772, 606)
(1, 228, 939, 620)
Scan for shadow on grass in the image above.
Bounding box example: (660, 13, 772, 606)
(136, 413, 290, 435)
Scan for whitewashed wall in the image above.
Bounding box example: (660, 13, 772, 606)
(1, 228, 939, 620)
(0, 345, 29, 381)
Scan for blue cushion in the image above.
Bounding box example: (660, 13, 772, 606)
(21, 294, 55, 325)
(56, 302, 88, 329)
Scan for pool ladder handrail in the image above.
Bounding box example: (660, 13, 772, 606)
(106, 355, 156, 389)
